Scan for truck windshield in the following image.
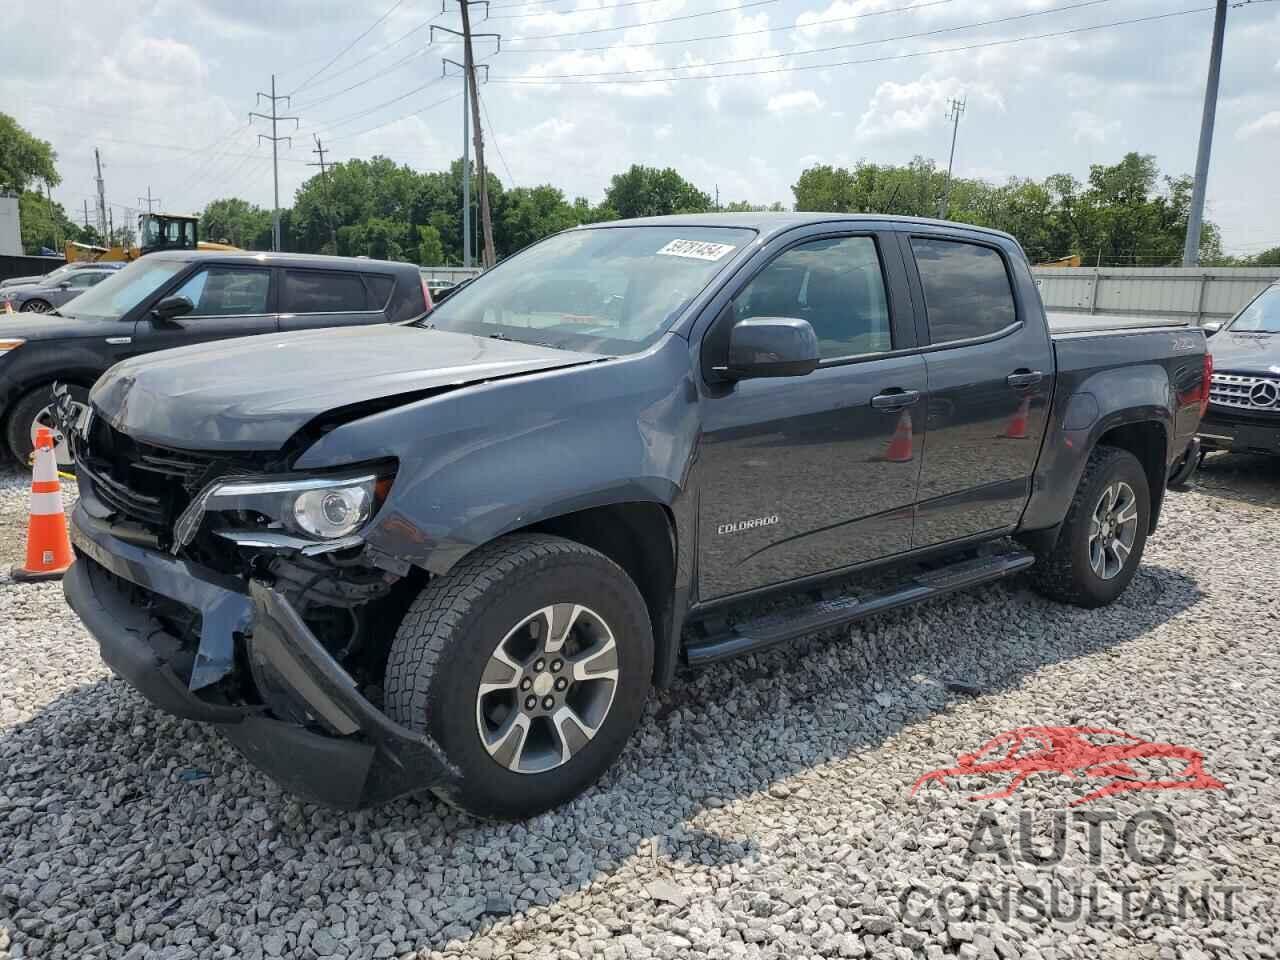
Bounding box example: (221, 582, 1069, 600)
(1229, 286, 1280, 334)
(57, 258, 186, 320)
(419, 226, 754, 355)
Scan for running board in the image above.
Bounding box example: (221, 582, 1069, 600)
(684, 549, 1036, 666)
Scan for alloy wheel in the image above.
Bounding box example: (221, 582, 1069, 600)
(1088, 481, 1139, 580)
(475, 603, 620, 774)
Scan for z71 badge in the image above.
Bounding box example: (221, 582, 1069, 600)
(717, 515, 779, 535)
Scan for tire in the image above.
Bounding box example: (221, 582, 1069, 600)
(20, 299, 52, 313)
(1028, 445, 1151, 608)
(5, 383, 89, 468)
(385, 533, 653, 819)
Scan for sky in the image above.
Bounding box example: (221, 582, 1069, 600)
(4, 0, 1278, 257)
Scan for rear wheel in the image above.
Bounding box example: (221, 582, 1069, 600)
(384, 534, 653, 819)
(1028, 445, 1150, 608)
(20, 299, 52, 313)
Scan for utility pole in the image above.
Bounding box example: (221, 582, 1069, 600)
(308, 134, 340, 253)
(938, 96, 966, 220)
(44, 182, 59, 251)
(83, 200, 90, 230)
(1182, 0, 1227, 267)
(94, 148, 107, 236)
(136, 187, 160, 213)
(250, 74, 299, 252)
(440, 56, 476, 267)
(715, 184, 720, 211)
(436, 7, 500, 268)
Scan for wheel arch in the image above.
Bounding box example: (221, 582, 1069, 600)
(1094, 420, 1168, 533)
(518, 501, 680, 689)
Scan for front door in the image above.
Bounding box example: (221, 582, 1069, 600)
(134, 264, 278, 354)
(902, 234, 1055, 547)
(696, 232, 926, 600)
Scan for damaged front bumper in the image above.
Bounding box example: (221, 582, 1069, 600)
(63, 503, 459, 809)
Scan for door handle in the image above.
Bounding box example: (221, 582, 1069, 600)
(1007, 370, 1044, 388)
(871, 389, 921, 411)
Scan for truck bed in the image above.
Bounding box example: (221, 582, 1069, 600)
(1046, 311, 1193, 336)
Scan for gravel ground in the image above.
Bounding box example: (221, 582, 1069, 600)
(1, 454, 1278, 960)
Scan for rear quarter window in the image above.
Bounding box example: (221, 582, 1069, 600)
(911, 238, 1018, 344)
(283, 270, 373, 314)
(365, 274, 394, 311)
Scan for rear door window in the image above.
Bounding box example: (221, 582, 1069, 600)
(910, 238, 1017, 344)
(171, 267, 272, 317)
(284, 270, 372, 314)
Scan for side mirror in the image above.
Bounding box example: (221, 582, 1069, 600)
(57, 282, 71, 290)
(720, 317, 820, 380)
(1201, 320, 1223, 337)
(152, 295, 194, 323)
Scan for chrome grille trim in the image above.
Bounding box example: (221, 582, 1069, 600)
(1209, 373, 1280, 412)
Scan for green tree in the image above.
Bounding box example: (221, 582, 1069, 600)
(338, 216, 409, 260)
(603, 165, 711, 219)
(417, 224, 444, 265)
(201, 197, 273, 249)
(497, 185, 580, 254)
(18, 191, 80, 253)
(0, 114, 58, 193)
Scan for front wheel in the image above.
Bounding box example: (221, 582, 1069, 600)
(20, 299, 52, 314)
(384, 534, 653, 819)
(1028, 445, 1151, 608)
(5, 383, 89, 468)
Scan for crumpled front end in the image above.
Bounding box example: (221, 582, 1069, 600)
(62, 416, 460, 809)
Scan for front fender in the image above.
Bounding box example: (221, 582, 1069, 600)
(293, 336, 699, 575)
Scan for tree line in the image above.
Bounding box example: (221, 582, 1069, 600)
(3, 112, 1277, 268)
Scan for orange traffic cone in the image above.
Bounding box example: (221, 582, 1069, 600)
(880, 409, 914, 462)
(11, 427, 74, 582)
(1002, 397, 1031, 440)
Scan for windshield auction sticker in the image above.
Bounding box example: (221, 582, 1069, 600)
(656, 239, 737, 261)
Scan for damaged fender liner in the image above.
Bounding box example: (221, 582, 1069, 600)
(63, 504, 461, 810)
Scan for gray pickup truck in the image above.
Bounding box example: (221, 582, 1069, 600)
(61, 214, 1210, 819)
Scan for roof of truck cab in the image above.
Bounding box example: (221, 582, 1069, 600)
(143, 250, 420, 271)
(580, 212, 1019, 244)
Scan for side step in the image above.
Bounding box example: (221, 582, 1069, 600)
(684, 549, 1036, 666)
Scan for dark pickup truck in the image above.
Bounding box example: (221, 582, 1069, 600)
(60, 214, 1210, 819)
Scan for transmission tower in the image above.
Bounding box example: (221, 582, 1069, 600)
(250, 74, 299, 252)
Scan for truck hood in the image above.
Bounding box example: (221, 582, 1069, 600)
(91, 324, 601, 451)
(1209, 332, 1280, 377)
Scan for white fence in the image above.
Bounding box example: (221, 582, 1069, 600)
(1031, 267, 1280, 325)
(419, 266, 483, 284)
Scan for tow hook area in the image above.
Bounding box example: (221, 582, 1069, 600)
(238, 582, 462, 809)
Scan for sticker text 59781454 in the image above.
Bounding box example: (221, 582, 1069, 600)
(656, 239, 737, 262)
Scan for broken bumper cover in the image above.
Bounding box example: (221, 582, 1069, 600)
(63, 503, 459, 809)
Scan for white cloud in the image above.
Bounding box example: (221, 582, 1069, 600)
(1237, 111, 1280, 140)
(855, 75, 1003, 140)
(766, 90, 823, 114)
(1070, 110, 1119, 145)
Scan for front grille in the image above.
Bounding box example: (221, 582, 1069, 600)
(1209, 373, 1280, 413)
(79, 420, 259, 537)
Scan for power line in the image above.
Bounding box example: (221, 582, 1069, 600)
(488, 0, 676, 18)
(478, 86, 515, 186)
(492, 5, 1222, 84)
(325, 90, 464, 142)
(493, 0, 954, 52)
(506, 0, 1118, 77)
(455, 0, 780, 43)
(292, 45, 432, 113)
(293, 13, 445, 97)
(288, 0, 408, 96)
(304, 76, 447, 136)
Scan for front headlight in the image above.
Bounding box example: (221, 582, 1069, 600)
(291, 484, 372, 539)
(172, 471, 390, 553)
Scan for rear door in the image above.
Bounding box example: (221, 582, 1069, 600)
(900, 233, 1054, 547)
(134, 263, 277, 354)
(276, 269, 395, 332)
(696, 228, 927, 600)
